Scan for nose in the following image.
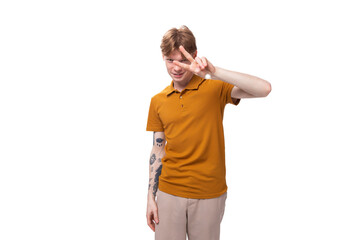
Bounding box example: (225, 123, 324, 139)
(173, 64, 182, 72)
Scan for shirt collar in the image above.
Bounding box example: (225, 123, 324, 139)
(165, 75, 206, 96)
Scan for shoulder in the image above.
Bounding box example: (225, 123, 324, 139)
(204, 79, 226, 87)
(150, 84, 171, 103)
(201, 79, 229, 93)
(213, 79, 224, 85)
(208, 79, 235, 90)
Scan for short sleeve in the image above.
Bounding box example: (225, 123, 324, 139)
(146, 97, 164, 132)
(221, 81, 240, 105)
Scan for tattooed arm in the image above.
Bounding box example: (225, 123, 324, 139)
(146, 131, 165, 232)
(148, 131, 165, 198)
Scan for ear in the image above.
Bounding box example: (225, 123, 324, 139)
(192, 50, 197, 58)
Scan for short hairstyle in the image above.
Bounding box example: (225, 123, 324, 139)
(160, 25, 197, 57)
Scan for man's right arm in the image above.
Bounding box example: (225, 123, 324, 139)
(146, 131, 165, 232)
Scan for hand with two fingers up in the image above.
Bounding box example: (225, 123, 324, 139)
(174, 45, 216, 79)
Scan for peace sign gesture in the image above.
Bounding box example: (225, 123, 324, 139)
(173, 46, 216, 79)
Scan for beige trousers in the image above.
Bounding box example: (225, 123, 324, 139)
(155, 190, 227, 240)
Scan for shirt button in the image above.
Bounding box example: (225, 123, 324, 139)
(180, 96, 183, 98)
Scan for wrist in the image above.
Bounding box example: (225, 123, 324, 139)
(147, 190, 156, 200)
(212, 66, 218, 75)
(211, 66, 221, 80)
(204, 66, 218, 80)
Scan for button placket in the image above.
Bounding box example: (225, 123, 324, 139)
(179, 93, 184, 108)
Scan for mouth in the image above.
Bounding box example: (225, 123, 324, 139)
(172, 72, 184, 78)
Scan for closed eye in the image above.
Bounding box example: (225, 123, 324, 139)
(166, 59, 189, 63)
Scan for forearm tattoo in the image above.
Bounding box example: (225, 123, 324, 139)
(148, 134, 165, 196)
(148, 156, 163, 196)
(153, 165, 162, 197)
(150, 154, 156, 165)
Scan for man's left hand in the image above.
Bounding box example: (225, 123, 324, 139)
(173, 45, 216, 79)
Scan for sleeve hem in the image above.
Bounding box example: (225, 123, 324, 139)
(229, 85, 241, 105)
(146, 127, 164, 132)
(232, 98, 241, 105)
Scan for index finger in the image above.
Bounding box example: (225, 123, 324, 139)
(179, 45, 195, 63)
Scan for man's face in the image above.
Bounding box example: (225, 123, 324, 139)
(163, 49, 196, 84)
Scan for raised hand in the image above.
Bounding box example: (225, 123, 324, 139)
(173, 46, 216, 79)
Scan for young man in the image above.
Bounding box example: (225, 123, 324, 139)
(146, 26, 271, 240)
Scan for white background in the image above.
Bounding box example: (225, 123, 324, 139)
(1, 0, 359, 239)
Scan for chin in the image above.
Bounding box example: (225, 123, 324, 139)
(172, 77, 183, 82)
(171, 76, 183, 82)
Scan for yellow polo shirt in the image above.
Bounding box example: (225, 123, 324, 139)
(146, 75, 240, 199)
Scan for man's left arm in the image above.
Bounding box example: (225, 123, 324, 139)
(174, 45, 272, 100)
(211, 66, 272, 100)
